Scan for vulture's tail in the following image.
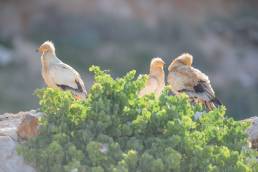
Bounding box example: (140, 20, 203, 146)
(205, 97, 222, 111)
(211, 97, 222, 107)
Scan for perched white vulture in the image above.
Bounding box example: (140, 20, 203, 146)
(139, 57, 165, 98)
(37, 41, 87, 99)
(167, 53, 221, 110)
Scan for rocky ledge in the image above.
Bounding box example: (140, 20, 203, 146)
(246, 116, 258, 149)
(0, 110, 257, 172)
(0, 110, 42, 172)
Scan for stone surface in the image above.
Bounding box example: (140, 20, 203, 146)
(17, 113, 39, 140)
(245, 116, 258, 149)
(0, 136, 35, 172)
(0, 110, 42, 172)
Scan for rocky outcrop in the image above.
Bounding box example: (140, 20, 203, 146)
(0, 136, 35, 172)
(17, 113, 39, 140)
(246, 116, 258, 149)
(0, 110, 42, 172)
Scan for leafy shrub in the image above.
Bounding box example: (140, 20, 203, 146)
(17, 66, 258, 172)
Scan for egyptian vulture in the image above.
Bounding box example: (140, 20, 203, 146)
(37, 41, 87, 99)
(167, 53, 221, 110)
(139, 57, 165, 98)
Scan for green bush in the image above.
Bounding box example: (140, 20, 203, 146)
(17, 66, 258, 172)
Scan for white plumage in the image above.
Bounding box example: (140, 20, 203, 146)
(37, 41, 87, 99)
(139, 57, 165, 97)
(167, 53, 221, 110)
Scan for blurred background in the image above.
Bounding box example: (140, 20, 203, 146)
(0, 0, 257, 119)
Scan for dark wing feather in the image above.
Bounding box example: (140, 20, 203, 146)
(75, 79, 84, 93)
(193, 80, 214, 99)
(57, 79, 85, 93)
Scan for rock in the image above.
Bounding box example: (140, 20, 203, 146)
(245, 116, 258, 149)
(99, 143, 109, 154)
(0, 110, 42, 172)
(0, 112, 26, 140)
(0, 136, 35, 172)
(17, 113, 39, 140)
(193, 111, 204, 120)
(0, 110, 42, 140)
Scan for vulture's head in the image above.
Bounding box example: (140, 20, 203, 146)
(37, 41, 55, 55)
(168, 53, 193, 71)
(150, 57, 165, 69)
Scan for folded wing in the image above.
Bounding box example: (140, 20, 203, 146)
(49, 63, 87, 96)
(171, 66, 215, 101)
